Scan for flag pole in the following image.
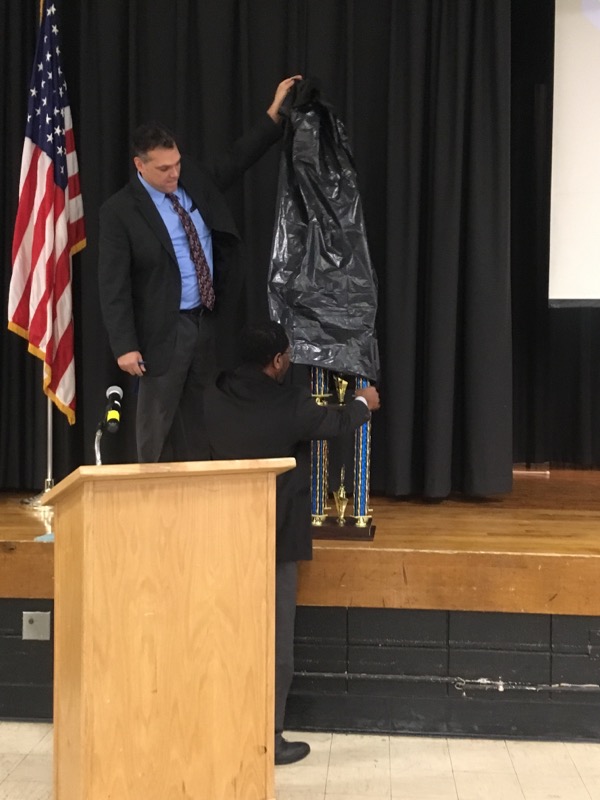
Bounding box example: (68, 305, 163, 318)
(45, 397, 54, 492)
(40, 0, 52, 497)
(41, 0, 53, 495)
(20, 395, 53, 505)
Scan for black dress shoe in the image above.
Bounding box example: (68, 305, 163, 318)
(275, 737, 311, 765)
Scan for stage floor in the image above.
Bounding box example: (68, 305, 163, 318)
(299, 469, 600, 614)
(2, 469, 600, 613)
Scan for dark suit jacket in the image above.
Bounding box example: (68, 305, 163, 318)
(98, 116, 281, 375)
(204, 364, 371, 562)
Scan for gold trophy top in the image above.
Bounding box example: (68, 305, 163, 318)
(333, 375, 349, 404)
(332, 466, 349, 525)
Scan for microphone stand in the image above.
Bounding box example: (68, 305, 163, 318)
(94, 422, 104, 466)
(95, 395, 122, 464)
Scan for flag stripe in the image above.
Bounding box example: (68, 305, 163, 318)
(11, 144, 41, 262)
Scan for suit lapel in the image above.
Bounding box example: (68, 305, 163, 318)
(179, 159, 240, 238)
(129, 177, 178, 264)
(179, 175, 214, 230)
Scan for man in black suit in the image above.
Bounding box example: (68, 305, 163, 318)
(98, 77, 300, 462)
(204, 321, 381, 765)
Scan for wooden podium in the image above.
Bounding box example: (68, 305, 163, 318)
(42, 458, 295, 800)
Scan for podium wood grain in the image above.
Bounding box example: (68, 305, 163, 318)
(43, 459, 294, 800)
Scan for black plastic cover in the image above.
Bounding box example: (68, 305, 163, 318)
(268, 79, 380, 381)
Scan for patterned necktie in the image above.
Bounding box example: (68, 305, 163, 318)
(166, 192, 215, 311)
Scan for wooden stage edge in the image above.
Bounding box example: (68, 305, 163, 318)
(2, 469, 600, 616)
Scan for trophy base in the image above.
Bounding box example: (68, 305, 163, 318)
(311, 516, 376, 541)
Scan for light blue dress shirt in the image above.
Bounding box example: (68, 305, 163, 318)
(138, 173, 214, 309)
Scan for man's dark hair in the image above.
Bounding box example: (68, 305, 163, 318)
(240, 321, 290, 367)
(132, 123, 177, 159)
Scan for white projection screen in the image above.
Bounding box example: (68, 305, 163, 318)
(549, 0, 600, 306)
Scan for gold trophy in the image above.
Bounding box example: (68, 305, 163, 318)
(332, 467, 349, 525)
(333, 374, 348, 404)
(310, 367, 375, 540)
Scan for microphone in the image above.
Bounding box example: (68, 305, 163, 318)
(104, 385, 123, 434)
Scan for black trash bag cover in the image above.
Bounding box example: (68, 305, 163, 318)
(268, 78, 380, 381)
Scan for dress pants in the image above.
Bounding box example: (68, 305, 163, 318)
(275, 560, 298, 739)
(136, 311, 216, 462)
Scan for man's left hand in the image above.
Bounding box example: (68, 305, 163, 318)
(267, 75, 303, 123)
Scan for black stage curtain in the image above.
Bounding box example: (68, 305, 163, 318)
(2, 0, 596, 498)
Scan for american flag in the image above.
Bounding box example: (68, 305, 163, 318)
(8, 0, 85, 424)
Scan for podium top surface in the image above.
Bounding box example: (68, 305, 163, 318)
(40, 458, 296, 506)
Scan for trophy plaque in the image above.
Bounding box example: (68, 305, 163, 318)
(310, 366, 375, 540)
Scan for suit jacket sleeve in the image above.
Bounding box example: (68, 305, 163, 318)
(207, 114, 282, 192)
(293, 388, 371, 442)
(98, 201, 140, 359)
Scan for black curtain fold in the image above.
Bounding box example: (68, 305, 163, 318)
(375, 1, 512, 497)
(2, 0, 598, 498)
